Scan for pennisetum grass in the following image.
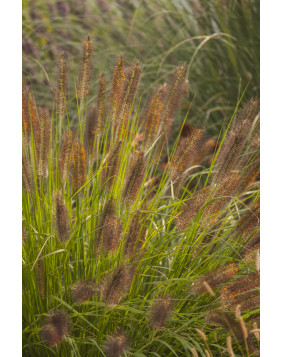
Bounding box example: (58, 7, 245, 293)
(22, 38, 260, 356)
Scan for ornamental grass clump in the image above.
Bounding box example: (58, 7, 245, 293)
(22, 38, 260, 356)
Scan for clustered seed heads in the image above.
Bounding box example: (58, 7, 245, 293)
(77, 36, 93, 98)
(41, 310, 70, 346)
(169, 127, 203, 180)
(104, 331, 128, 357)
(191, 263, 239, 296)
(56, 51, 68, 119)
(149, 296, 173, 330)
(71, 280, 97, 304)
(54, 192, 69, 243)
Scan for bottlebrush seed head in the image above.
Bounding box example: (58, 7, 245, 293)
(213, 99, 259, 185)
(115, 61, 141, 134)
(169, 127, 203, 181)
(104, 331, 128, 357)
(176, 186, 211, 231)
(46, 310, 70, 339)
(103, 265, 133, 305)
(122, 151, 146, 204)
(36, 107, 51, 177)
(191, 263, 239, 296)
(71, 139, 86, 193)
(54, 192, 69, 243)
(56, 51, 68, 118)
(71, 280, 97, 304)
(41, 323, 61, 346)
(22, 150, 34, 194)
(149, 296, 173, 330)
(102, 141, 122, 190)
(84, 105, 98, 158)
(220, 272, 260, 301)
(144, 84, 167, 149)
(161, 65, 187, 134)
(124, 210, 147, 257)
(60, 130, 75, 182)
(77, 36, 93, 98)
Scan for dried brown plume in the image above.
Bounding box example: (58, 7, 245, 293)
(60, 130, 75, 182)
(77, 36, 93, 98)
(36, 107, 51, 177)
(56, 51, 68, 118)
(71, 139, 86, 193)
(169, 127, 203, 180)
(104, 331, 128, 357)
(191, 263, 239, 296)
(124, 210, 147, 257)
(212, 99, 259, 185)
(122, 151, 146, 204)
(41, 310, 70, 346)
(54, 192, 69, 243)
(83, 105, 98, 159)
(71, 280, 97, 304)
(149, 296, 173, 330)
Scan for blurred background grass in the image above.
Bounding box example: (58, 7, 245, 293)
(22, 0, 259, 135)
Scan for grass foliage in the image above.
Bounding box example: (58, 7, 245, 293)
(22, 37, 260, 356)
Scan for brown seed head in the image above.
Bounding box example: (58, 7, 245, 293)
(104, 332, 128, 357)
(124, 210, 147, 257)
(46, 310, 70, 339)
(102, 141, 122, 190)
(77, 36, 93, 98)
(36, 107, 51, 177)
(149, 296, 173, 330)
(56, 51, 68, 118)
(41, 323, 61, 346)
(103, 265, 134, 305)
(72, 280, 97, 304)
(60, 130, 75, 182)
(169, 127, 203, 180)
(213, 99, 259, 185)
(54, 192, 69, 243)
(115, 61, 141, 135)
(71, 139, 86, 193)
(84, 105, 98, 159)
(122, 151, 146, 204)
(191, 263, 239, 296)
(220, 272, 260, 301)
